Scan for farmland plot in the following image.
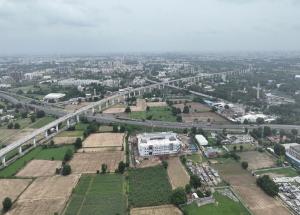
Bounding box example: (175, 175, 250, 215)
(0, 179, 32, 203)
(167, 157, 190, 189)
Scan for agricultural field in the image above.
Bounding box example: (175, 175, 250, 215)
(16, 160, 61, 177)
(69, 151, 124, 173)
(182, 192, 250, 215)
(131, 204, 182, 215)
(213, 159, 290, 215)
(0, 129, 35, 146)
(83, 132, 124, 148)
(99, 125, 113, 132)
(64, 174, 126, 215)
(238, 151, 276, 170)
(181, 112, 228, 124)
(54, 130, 83, 145)
(8, 175, 79, 215)
(0, 145, 74, 177)
(225, 143, 256, 152)
(128, 165, 172, 207)
(146, 101, 167, 107)
(173, 102, 211, 113)
(29, 116, 55, 128)
(186, 154, 203, 163)
(254, 167, 299, 177)
(167, 157, 190, 189)
(128, 107, 177, 122)
(0, 179, 32, 203)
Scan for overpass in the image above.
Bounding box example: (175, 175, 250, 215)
(0, 69, 250, 166)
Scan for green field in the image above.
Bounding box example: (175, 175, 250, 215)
(187, 154, 203, 163)
(30, 116, 56, 128)
(58, 130, 84, 137)
(0, 145, 74, 177)
(255, 167, 299, 177)
(128, 165, 172, 207)
(183, 192, 250, 215)
(129, 107, 177, 122)
(75, 122, 89, 130)
(64, 174, 126, 215)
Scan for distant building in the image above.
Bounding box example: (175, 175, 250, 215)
(195, 135, 208, 146)
(137, 132, 181, 156)
(285, 143, 300, 168)
(43, 93, 65, 103)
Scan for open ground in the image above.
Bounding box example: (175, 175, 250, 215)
(181, 112, 228, 124)
(64, 174, 126, 215)
(131, 204, 182, 215)
(167, 157, 190, 189)
(83, 132, 124, 148)
(8, 175, 80, 215)
(16, 160, 62, 177)
(173, 102, 211, 112)
(69, 151, 124, 173)
(213, 159, 290, 215)
(0, 179, 32, 203)
(238, 151, 276, 170)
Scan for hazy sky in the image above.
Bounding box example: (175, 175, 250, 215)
(1, 0, 300, 54)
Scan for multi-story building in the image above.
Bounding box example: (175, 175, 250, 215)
(137, 132, 181, 156)
(285, 143, 300, 168)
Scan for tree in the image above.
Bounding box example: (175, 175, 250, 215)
(50, 140, 55, 146)
(7, 122, 13, 129)
(191, 127, 197, 135)
(162, 160, 168, 169)
(21, 112, 28, 118)
(14, 123, 20, 129)
(74, 138, 82, 149)
(36, 110, 45, 118)
(101, 163, 108, 173)
(183, 105, 190, 114)
(117, 161, 126, 174)
(190, 175, 201, 188)
(170, 188, 187, 206)
(63, 149, 73, 162)
(62, 164, 72, 176)
(256, 175, 279, 197)
(176, 115, 182, 122)
(185, 184, 192, 193)
(291, 129, 298, 137)
(2, 197, 12, 212)
(124, 106, 131, 113)
(274, 144, 285, 157)
(233, 145, 237, 152)
(146, 106, 150, 112)
(256, 117, 264, 124)
(263, 126, 272, 137)
(30, 115, 36, 123)
(241, 161, 248, 169)
(239, 145, 244, 152)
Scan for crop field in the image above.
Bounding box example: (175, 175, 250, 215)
(254, 167, 299, 177)
(128, 166, 172, 207)
(173, 102, 211, 113)
(0, 145, 74, 177)
(182, 112, 228, 124)
(70, 151, 124, 173)
(0, 179, 32, 203)
(131, 204, 182, 215)
(99, 125, 113, 132)
(83, 132, 124, 148)
(0, 128, 35, 146)
(238, 151, 276, 170)
(64, 174, 126, 215)
(213, 160, 290, 215)
(225, 143, 256, 152)
(53, 136, 78, 145)
(182, 192, 250, 215)
(146, 101, 167, 107)
(129, 107, 177, 122)
(8, 175, 79, 215)
(167, 157, 190, 189)
(16, 160, 61, 177)
(0, 129, 18, 145)
(29, 116, 55, 128)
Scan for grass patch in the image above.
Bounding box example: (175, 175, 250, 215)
(57, 130, 84, 137)
(30, 116, 55, 128)
(183, 192, 250, 215)
(0, 145, 74, 177)
(187, 154, 202, 163)
(226, 144, 256, 152)
(99, 125, 113, 132)
(75, 122, 89, 130)
(254, 167, 299, 177)
(128, 165, 172, 207)
(129, 107, 176, 122)
(64, 174, 126, 215)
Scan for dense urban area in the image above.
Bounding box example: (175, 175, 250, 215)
(0, 53, 300, 215)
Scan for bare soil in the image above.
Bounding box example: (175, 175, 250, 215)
(83, 132, 124, 148)
(16, 160, 62, 177)
(238, 151, 276, 170)
(131, 205, 183, 215)
(0, 179, 32, 203)
(167, 157, 190, 189)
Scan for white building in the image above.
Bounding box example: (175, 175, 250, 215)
(137, 132, 181, 156)
(195, 134, 208, 146)
(43, 93, 66, 103)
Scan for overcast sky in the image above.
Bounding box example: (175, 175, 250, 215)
(0, 0, 300, 55)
